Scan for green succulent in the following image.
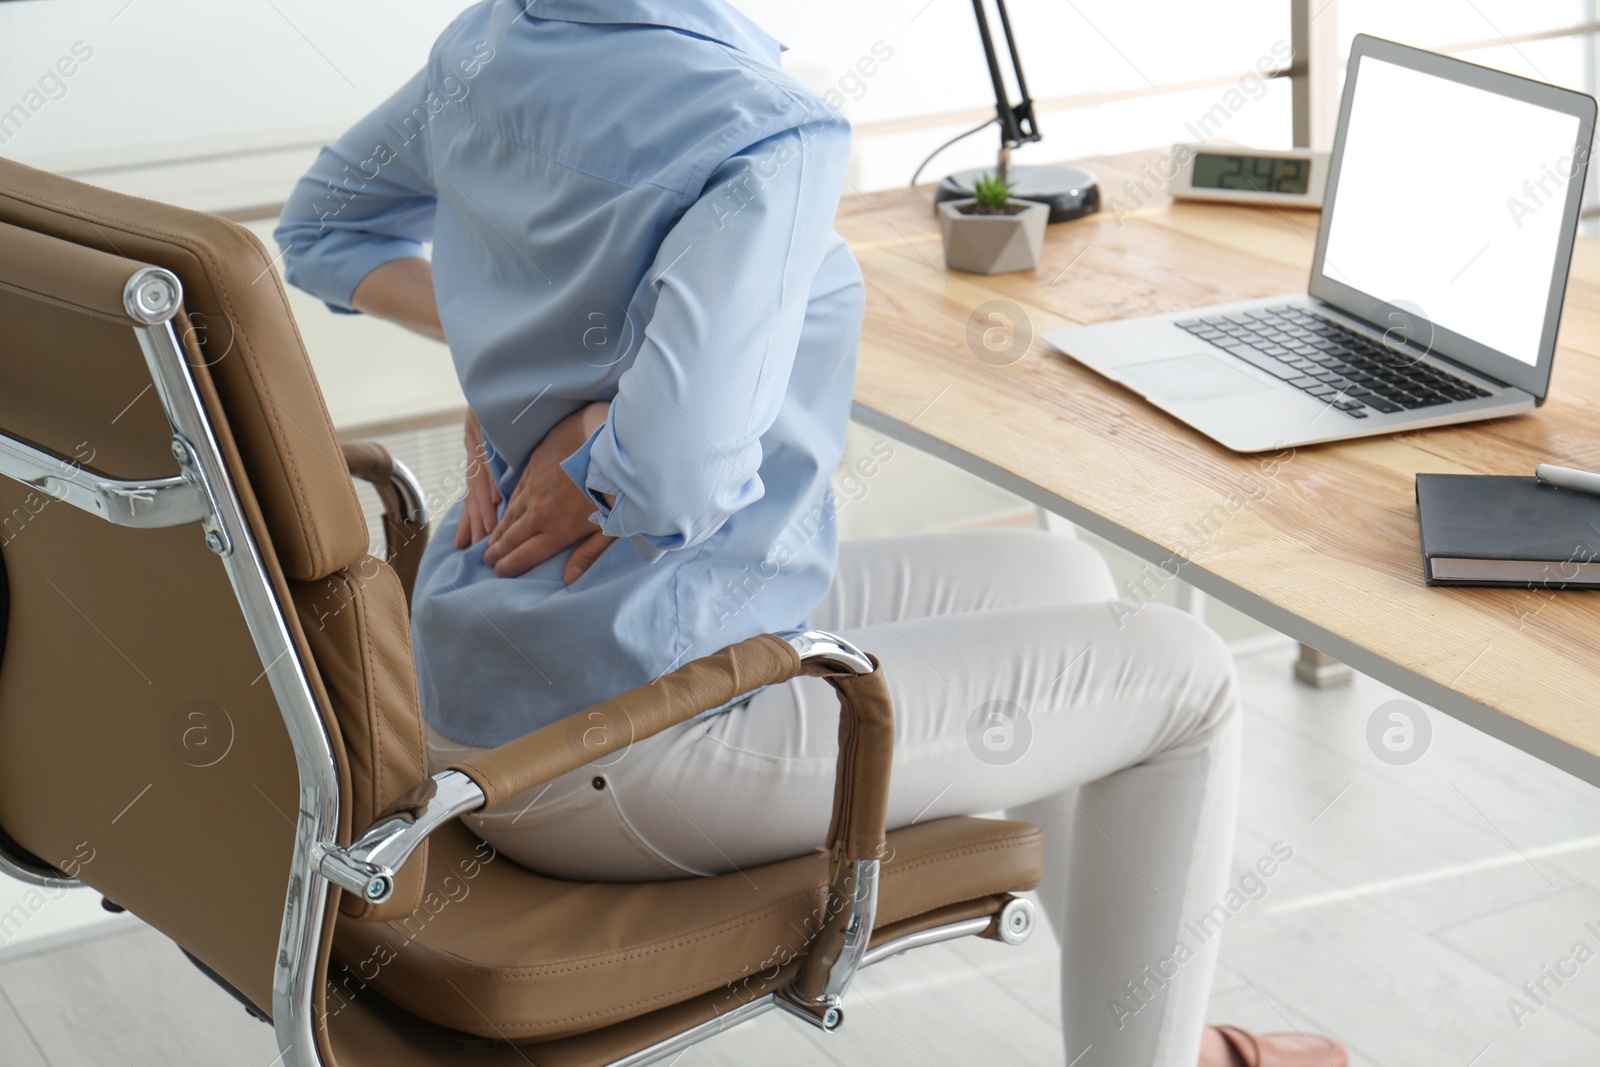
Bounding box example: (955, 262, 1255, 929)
(971, 172, 1013, 211)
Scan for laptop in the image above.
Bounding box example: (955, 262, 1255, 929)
(1043, 34, 1598, 453)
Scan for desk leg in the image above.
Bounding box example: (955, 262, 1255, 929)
(1035, 506, 1078, 536)
(1295, 644, 1353, 688)
(1173, 584, 1207, 623)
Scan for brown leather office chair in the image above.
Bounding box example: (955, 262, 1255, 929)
(0, 157, 1045, 1066)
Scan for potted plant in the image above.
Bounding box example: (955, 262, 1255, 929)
(938, 173, 1050, 274)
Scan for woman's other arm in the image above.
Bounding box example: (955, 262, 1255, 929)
(351, 257, 445, 342)
(273, 68, 439, 321)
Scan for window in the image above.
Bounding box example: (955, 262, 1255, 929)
(750, 0, 1292, 191)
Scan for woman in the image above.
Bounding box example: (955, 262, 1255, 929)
(275, 2, 1345, 1065)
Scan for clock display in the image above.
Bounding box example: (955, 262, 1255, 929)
(1191, 153, 1311, 195)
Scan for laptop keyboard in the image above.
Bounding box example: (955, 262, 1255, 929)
(1174, 305, 1492, 418)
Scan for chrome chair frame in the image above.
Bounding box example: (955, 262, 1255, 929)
(0, 263, 1036, 1065)
(0, 265, 344, 1065)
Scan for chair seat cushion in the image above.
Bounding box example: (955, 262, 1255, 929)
(331, 815, 1043, 1042)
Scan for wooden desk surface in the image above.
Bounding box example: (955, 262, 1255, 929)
(839, 150, 1600, 785)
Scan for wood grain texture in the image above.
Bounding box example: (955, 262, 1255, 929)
(840, 150, 1600, 763)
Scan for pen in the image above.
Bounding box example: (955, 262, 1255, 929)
(1535, 463, 1600, 497)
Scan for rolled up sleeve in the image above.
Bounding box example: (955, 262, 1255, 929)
(558, 425, 663, 562)
(560, 116, 853, 561)
(273, 69, 438, 313)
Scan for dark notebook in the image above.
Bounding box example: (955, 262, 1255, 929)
(1415, 474, 1600, 587)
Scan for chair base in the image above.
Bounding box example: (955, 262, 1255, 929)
(181, 948, 272, 1026)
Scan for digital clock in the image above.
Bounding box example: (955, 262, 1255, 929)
(1170, 143, 1330, 207)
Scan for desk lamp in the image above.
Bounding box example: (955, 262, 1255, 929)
(930, 0, 1100, 222)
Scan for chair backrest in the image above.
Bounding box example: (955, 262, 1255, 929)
(0, 157, 433, 1062)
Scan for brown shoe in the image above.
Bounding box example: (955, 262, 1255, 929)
(1213, 1024, 1349, 1067)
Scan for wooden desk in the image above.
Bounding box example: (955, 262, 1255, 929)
(838, 150, 1600, 787)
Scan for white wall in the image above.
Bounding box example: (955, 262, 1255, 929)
(0, 0, 476, 172)
(0, 0, 1292, 191)
(8, 0, 1598, 193)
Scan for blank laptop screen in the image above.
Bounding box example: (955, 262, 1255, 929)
(1319, 56, 1583, 366)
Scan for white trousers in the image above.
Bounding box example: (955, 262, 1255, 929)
(426, 529, 1242, 1067)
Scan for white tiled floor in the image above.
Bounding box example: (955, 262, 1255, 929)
(3, 639, 1597, 1066)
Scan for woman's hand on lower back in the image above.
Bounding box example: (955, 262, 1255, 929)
(455, 409, 502, 550)
(484, 402, 616, 582)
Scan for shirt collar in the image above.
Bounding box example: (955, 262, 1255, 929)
(525, 0, 786, 62)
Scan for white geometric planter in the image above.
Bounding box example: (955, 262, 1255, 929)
(938, 198, 1049, 274)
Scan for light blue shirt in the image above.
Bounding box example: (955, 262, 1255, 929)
(275, 0, 863, 746)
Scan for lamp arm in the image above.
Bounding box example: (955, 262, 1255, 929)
(992, 0, 1038, 139)
(969, 0, 1042, 153)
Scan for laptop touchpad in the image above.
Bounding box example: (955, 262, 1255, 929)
(1119, 354, 1273, 403)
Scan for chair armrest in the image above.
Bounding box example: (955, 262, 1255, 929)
(317, 769, 483, 905)
(341, 440, 429, 603)
(318, 629, 893, 1018)
(453, 632, 804, 806)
